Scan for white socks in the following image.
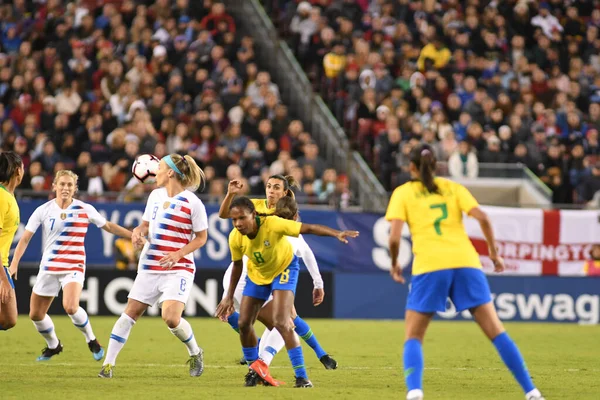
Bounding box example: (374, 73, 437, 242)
(169, 318, 200, 356)
(103, 313, 136, 366)
(69, 307, 95, 342)
(258, 328, 286, 366)
(33, 315, 60, 349)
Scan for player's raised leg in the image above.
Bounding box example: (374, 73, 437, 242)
(161, 300, 204, 377)
(471, 302, 545, 400)
(99, 299, 147, 378)
(62, 279, 103, 361)
(29, 293, 63, 361)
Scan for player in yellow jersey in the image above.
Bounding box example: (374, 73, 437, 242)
(386, 144, 544, 400)
(218, 174, 338, 370)
(216, 196, 358, 388)
(0, 151, 25, 331)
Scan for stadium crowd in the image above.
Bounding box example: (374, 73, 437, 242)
(264, 0, 600, 205)
(0, 0, 352, 208)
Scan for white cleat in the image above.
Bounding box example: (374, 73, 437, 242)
(525, 389, 545, 400)
(407, 389, 424, 400)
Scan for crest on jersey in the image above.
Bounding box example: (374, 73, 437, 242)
(60, 213, 66, 220)
(163, 201, 170, 209)
(264, 240, 271, 247)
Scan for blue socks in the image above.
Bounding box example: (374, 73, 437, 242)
(242, 346, 258, 364)
(288, 346, 307, 379)
(403, 338, 424, 391)
(0, 324, 4, 331)
(227, 312, 240, 333)
(493, 332, 535, 394)
(293, 316, 327, 359)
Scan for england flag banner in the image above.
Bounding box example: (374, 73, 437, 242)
(465, 207, 599, 276)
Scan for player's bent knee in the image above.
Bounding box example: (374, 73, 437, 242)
(273, 316, 293, 335)
(29, 310, 45, 322)
(63, 304, 79, 315)
(0, 318, 16, 330)
(238, 318, 253, 335)
(162, 314, 181, 329)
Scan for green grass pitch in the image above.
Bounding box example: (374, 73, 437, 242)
(0, 316, 598, 399)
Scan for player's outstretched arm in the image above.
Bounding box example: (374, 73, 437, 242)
(101, 221, 133, 239)
(300, 223, 359, 244)
(9, 230, 35, 280)
(468, 207, 505, 273)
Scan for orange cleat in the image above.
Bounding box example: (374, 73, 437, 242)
(250, 359, 285, 387)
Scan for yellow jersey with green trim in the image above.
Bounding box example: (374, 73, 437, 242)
(385, 177, 481, 275)
(229, 216, 301, 285)
(0, 185, 19, 267)
(251, 198, 275, 215)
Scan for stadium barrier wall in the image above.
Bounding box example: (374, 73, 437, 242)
(12, 201, 598, 276)
(13, 269, 333, 318)
(334, 274, 600, 324)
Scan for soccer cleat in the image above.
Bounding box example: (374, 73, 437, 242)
(88, 339, 105, 361)
(526, 395, 545, 400)
(244, 370, 260, 387)
(36, 341, 63, 361)
(187, 349, 204, 377)
(406, 389, 424, 400)
(250, 359, 283, 387)
(98, 364, 113, 378)
(319, 354, 338, 370)
(294, 377, 313, 388)
(239, 356, 247, 365)
(525, 389, 545, 400)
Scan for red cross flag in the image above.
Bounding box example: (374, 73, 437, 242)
(465, 207, 599, 276)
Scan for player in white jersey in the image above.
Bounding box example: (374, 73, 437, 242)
(10, 170, 133, 361)
(99, 154, 208, 379)
(220, 197, 338, 375)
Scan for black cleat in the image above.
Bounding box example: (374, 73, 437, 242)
(239, 356, 247, 365)
(320, 354, 338, 370)
(244, 370, 260, 387)
(88, 339, 105, 361)
(294, 377, 313, 388)
(36, 341, 63, 361)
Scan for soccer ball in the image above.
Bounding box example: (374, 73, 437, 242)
(132, 154, 160, 183)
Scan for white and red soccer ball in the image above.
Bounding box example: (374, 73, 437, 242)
(132, 154, 160, 183)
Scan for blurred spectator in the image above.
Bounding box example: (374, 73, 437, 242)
(265, 0, 600, 206)
(449, 141, 479, 179)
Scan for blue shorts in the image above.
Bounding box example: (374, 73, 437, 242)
(243, 256, 300, 301)
(406, 267, 492, 313)
(3, 266, 15, 289)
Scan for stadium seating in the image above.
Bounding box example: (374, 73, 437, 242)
(261, 0, 600, 205)
(0, 0, 351, 207)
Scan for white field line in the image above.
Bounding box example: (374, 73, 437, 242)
(0, 363, 597, 372)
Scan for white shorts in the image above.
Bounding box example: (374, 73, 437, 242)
(32, 270, 86, 297)
(128, 272, 194, 307)
(222, 264, 272, 312)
